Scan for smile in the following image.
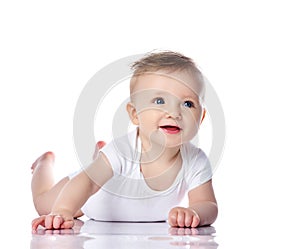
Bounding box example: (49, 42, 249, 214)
(159, 125, 181, 134)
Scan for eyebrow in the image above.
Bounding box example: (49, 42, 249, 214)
(150, 90, 169, 96)
(149, 90, 200, 102)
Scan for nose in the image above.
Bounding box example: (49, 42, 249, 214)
(165, 106, 182, 120)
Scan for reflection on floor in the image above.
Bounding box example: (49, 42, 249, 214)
(31, 219, 218, 249)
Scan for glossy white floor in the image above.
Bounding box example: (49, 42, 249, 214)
(31, 219, 218, 249)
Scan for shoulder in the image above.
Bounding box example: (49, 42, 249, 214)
(181, 142, 212, 188)
(99, 129, 139, 174)
(181, 142, 209, 164)
(101, 129, 137, 155)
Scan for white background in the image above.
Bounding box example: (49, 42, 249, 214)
(0, 1, 299, 248)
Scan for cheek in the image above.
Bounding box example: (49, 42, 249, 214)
(183, 110, 201, 125)
(138, 115, 150, 125)
(138, 109, 163, 121)
(137, 111, 155, 127)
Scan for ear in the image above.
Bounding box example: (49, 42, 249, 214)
(200, 108, 206, 124)
(126, 102, 139, 125)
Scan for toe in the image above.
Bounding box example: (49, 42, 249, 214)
(93, 141, 106, 160)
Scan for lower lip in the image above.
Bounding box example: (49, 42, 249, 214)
(160, 127, 181, 134)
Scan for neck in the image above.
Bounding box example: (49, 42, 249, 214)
(140, 139, 182, 181)
(140, 139, 181, 165)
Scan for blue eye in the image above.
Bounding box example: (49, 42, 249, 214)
(183, 101, 194, 108)
(154, 97, 165, 105)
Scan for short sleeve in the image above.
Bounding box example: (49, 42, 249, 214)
(182, 144, 213, 192)
(99, 142, 122, 175)
(98, 129, 139, 176)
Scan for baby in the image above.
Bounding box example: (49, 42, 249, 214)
(31, 51, 218, 230)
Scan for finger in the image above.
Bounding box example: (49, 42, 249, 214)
(168, 209, 178, 227)
(53, 215, 64, 229)
(184, 211, 193, 227)
(177, 210, 185, 227)
(61, 220, 75, 229)
(32, 216, 46, 231)
(45, 215, 55, 229)
(32, 217, 41, 230)
(191, 214, 200, 228)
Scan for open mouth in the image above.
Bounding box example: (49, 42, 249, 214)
(159, 125, 181, 134)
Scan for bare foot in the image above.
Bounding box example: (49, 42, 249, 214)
(92, 141, 106, 160)
(31, 151, 55, 174)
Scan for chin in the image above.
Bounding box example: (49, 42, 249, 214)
(149, 131, 186, 148)
(164, 140, 183, 148)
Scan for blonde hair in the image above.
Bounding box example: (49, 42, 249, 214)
(130, 51, 205, 99)
(131, 51, 202, 75)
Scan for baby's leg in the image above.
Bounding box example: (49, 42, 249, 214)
(31, 142, 104, 217)
(31, 152, 83, 217)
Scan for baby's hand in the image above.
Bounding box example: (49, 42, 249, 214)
(168, 207, 200, 228)
(32, 213, 74, 231)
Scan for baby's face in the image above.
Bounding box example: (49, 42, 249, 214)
(129, 70, 204, 149)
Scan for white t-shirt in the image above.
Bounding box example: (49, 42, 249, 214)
(82, 129, 212, 222)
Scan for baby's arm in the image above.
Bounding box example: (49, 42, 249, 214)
(168, 179, 218, 227)
(32, 152, 113, 230)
